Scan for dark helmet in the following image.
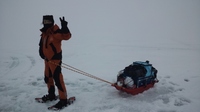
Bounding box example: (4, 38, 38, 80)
(42, 15, 54, 25)
(41, 15, 54, 32)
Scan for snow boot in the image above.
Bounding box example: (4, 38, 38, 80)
(35, 94, 57, 103)
(42, 94, 57, 102)
(48, 99, 68, 110)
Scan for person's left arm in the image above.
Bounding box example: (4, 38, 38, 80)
(54, 17, 71, 40)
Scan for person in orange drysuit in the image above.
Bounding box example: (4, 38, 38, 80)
(38, 15, 71, 109)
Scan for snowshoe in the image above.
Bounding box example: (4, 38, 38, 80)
(48, 96, 76, 111)
(35, 94, 58, 103)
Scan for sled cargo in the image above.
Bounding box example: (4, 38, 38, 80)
(113, 60, 159, 95)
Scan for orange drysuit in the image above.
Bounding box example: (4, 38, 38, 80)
(39, 24, 71, 100)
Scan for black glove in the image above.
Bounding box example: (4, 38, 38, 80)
(60, 16, 68, 28)
(59, 16, 70, 33)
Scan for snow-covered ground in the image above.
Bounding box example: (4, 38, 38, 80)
(0, 0, 200, 112)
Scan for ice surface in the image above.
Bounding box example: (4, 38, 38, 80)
(0, 0, 200, 112)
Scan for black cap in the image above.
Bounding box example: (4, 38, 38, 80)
(43, 15, 54, 25)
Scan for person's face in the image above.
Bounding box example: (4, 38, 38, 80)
(43, 20, 52, 24)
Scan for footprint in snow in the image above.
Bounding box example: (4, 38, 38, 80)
(184, 79, 189, 82)
(164, 76, 171, 79)
(174, 97, 191, 106)
(158, 109, 176, 112)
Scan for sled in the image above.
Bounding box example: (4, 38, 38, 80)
(113, 60, 159, 95)
(112, 79, 158, 95)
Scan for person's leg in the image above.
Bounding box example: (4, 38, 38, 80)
(49, 60, 67, 100)
(44, 60, 55, 96)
